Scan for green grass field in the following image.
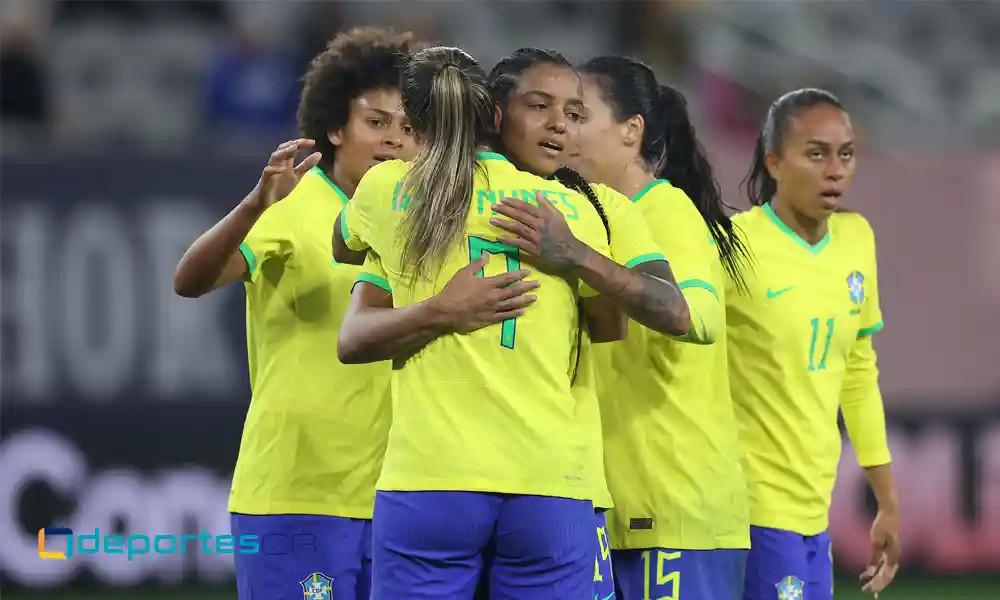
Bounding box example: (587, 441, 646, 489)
(5, 577, 1000, 600)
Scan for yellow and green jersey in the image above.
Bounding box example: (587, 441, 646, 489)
(341, 152, 612, 500)
(726, 203, 890, 536)
(573, 183, 667, 510)
(229, 167, 391, 519)
(600, 180, 750, 550)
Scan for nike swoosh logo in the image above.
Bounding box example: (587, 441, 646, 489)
(596, 594, 615, 600)
(766, 287, 793, 299)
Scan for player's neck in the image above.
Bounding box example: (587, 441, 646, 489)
(770, 197, 828, 245)
(329, 164, 357, 198)
(611, 161, 656, 201)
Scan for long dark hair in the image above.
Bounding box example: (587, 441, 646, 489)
(487, 47, 609, 242)
(489, 48, 610, 382)
(579, 55, 750, 290)
(397, 47, 495, 280)
(743, 88, 845, 207)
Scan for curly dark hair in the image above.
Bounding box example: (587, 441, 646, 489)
(297, 27, 417, 171)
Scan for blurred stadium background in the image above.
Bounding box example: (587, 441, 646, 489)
(1, 0, 998, 598)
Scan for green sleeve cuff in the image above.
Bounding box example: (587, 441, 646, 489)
(338, 210, 350, 244)
(678, 278, 719, 300)
(857, 320, 884, 338)
(238, 242, 256, 276)
(353, 272, 392, 294)
(624, 252, 667, 269)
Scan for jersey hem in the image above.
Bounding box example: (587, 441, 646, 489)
(610, 533, 751, 551)
(748, 511, 828, 537)
(376, 478, 591, 501)
(227, 499, 374, 520)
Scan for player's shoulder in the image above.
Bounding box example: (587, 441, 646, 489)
(362, 159, 409, 186)
(730, 204, 763, 228)
(288, 167, 347, 201)
(638, 180, 706, 226)
(831, 209, 875, 242)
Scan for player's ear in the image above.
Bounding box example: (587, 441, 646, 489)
(494, 103, 503, 132)
(328, 128, 344, 148)
(764, 151, 781, 183)
(621, 114, 643, 149)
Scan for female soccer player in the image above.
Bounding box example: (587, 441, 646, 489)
(172, 28, 418, 600)
(567, 55, 752, 600)
(726, 88, 900, 600)
(486, 47, 710, 600)
(333, 44, 691, 600)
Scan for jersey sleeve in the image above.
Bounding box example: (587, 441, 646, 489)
(353, 252, 392, 294)
(340, 161, 397, 252)
(636, 186, 722, 345)
(594, 184, 666, 268)
(858, 220, 884, 337)
(840, 335, 891, 467)
(572, 188, 614, 299)
(239, 202, 295, 283)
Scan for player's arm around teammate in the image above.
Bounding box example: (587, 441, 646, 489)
(338, 253, 539, 364)
(727, 89, 899, 600)
(482, 49, 688, 338)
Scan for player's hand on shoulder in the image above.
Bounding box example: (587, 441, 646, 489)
(245, 139, 322, 212)
(490, 191, 586, 275)
(429, 257, 540, 334)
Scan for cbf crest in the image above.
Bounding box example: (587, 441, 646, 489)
(776, 575, 804, 600)
(847, 270, 865, 305)
(300, 572, 333, 600)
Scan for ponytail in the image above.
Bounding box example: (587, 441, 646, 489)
(580, 56, 753, 290)
(741, 126, 776, 207)
(552, 167, 610, 243)
(398, 48, 495, 281)
(550, 166, 610, 386)
(654, 84, 751, 291)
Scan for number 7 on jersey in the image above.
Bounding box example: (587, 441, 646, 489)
(468, 236, 521, 349)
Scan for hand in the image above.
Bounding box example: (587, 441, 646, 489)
(489, 191, 587, 275)
(428, 256, 540, 334)
(246, 139, 322, 212)
(860, 508, 901, 595)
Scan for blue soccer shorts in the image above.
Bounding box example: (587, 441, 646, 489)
(593, 510, 616, 600)
(614, 546, 747, 600)
(741, 526, 833, 600)
(372, 490, 593, 600)
(230, 512, 372, 600)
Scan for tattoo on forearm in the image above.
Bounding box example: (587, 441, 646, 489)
(537, 221, 585, 273)
(615, 261, 689, 335)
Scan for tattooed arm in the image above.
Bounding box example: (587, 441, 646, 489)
(490, 193, 690, 337)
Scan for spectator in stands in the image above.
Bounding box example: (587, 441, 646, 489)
(0, 14, 50, 128)
(202, 18, 298, 135)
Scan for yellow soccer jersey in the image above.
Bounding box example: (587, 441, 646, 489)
(574, 183, 667, 510)
(229, 167, 391, 518)
(726, 203, 889, 536)
(599, 179, 750, 550)
(340, 151, 613, 499)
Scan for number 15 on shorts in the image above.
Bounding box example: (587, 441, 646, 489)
(641, 549, 680, 600)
